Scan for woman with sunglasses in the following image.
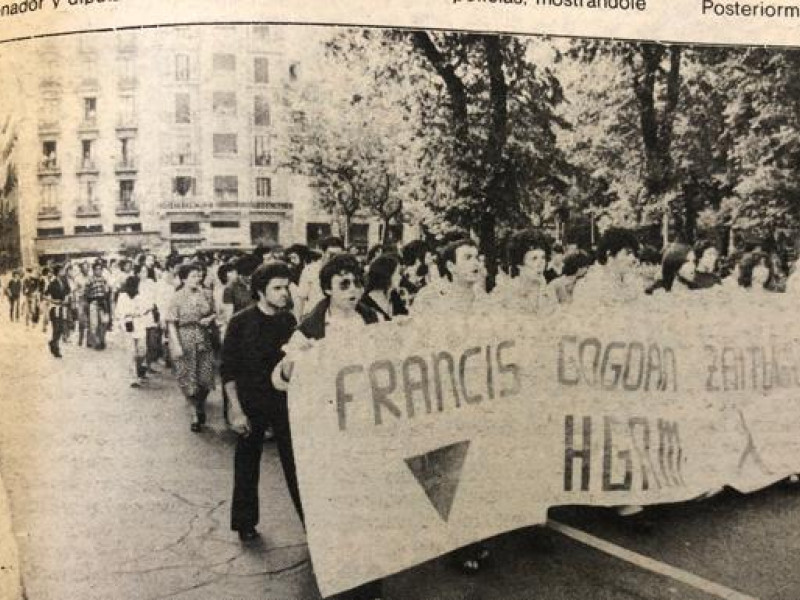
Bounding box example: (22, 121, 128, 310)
(273, 253, 383, 600)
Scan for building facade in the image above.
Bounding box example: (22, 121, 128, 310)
(14, 26, 391, 266)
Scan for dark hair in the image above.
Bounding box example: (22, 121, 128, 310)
(41, 267, 51, 276)
(401, 240, 429, 267)
(121, 275, 140, 299)
(319, 236, 344, 252)
(367, 254, 400, 293)
(177, 263, 202, 282)
(506, 230, 552, 277)
(597, 228, 639, 264)
(250, 262, 293, 299)
(552, 242, 564, 255)
(738, 252, 772, 289)
(217, 263, 232, 286)
(320, 253, 363, 292)
(660, 243, 693, 291)
(562, 250, 592, 277)
(234, 254, 260, 277)
(285, 243, 310, 264)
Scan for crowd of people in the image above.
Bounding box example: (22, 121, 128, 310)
(1, 228, 798, 600)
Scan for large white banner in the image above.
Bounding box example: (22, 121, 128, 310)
(289, 294, 800, 597)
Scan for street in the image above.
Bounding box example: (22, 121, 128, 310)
(0, 317, 799, 600)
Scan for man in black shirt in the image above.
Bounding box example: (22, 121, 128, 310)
(44, 264, 70, 358)
(222, 262, 296, 542)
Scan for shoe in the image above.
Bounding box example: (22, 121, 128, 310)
(130, 380, 142, 388)
(190, 421, 202, 433)
(237, 528, 259, 542)
(197, 411, 207, 426)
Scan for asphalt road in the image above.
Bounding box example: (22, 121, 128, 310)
(0, 315, 797, 600)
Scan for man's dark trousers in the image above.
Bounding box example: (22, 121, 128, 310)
(231, 413, 268, 532)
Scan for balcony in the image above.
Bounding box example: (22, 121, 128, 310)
(38, 120, 60, 135)
(76, 203, 101, 218)
(214, 200, 240, 211)
(116, 200, 139, 217)
(80, 76, 100, 91)
(115, 158, 137, 173)
(118, 76, 138, 91)
(116, 115, 138, 131)
(161, 197, 213, 213)
(78, 117, 99, 133)
(249, 200, 292, 212)
(37, 159, 61, 177)
(37, 205, 61, 220)
(39, 76, 62, 91)
(76, 159, 99, 175)
(172, 153, 199, 167)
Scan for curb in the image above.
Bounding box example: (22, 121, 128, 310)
(0, 472, 23, 600)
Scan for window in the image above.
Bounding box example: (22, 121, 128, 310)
(213, 92, 237, 117)
(37, 227, 65, 238)
(41, 183, 59, 209)
(254, 57, 269, 84)
(252, 25, 270, 40)
(254, 95, 270, 127)
(120, 137, 135, 165)
(175, 93, 190, 124)
(255, 177, 271, 198)
(80, 180, 96, 206)
(173, 176, 196, 197)
(175, 53, 190, 81)
(211, 221, 239, 228)
(170, 222, 200, 235)
(41, 98, 59, 122)
(213, 134, 237, 156)
(213, 176, 238, 204)
(213, 53, 236, 72)
(75, 224, 103, 235)
(251, 222, 279, 246)
(118, 56, 135, 84)
(289, 62, 300, 81)
(254, 135, 270, 166)
(114, 223, 142, 233)
(84, 97, 97, 122)
(81, 140, 94, 168)
(119, 95, 135, 124)
(119, 180, 135, 206)
(175, 137, 193, 165)
(41, 141, 57, 167)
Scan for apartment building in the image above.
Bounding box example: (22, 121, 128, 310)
(12, 25, 391, 266)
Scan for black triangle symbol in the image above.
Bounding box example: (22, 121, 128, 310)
(405, 441, 470, 522)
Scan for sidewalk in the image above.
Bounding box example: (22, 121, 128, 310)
(0, 323, 314, 600)
(0, 470, 23, 600)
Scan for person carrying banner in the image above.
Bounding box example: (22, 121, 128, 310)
(572, 227, 643, 306)
(273, 253, 383, 600)
(492, 229, 557, 314)
(223, 262, 296, 542)
(411, 238, 485, 316)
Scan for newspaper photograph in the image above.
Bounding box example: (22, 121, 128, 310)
(0, 2, 798, 599)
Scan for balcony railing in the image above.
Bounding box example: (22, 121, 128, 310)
(117, 34, 137, 53)
(171, 153, 199, 167)
(249, 200, 292, 211)
(78, 117, 98, 132)
(38, 120, 60, 134)
(76, 204, 101, 217)
(116, 201, 139, 216)
(76, 159, 99, 174)
(80, 77, 100, 90)
(38, 159, 61, 176)
(37, 205, 61, 219)
(116, 115, 138, 130)
(214, 199, 240, 210)
(161, 197, 213, 212)
(115, 158, 137, 172)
